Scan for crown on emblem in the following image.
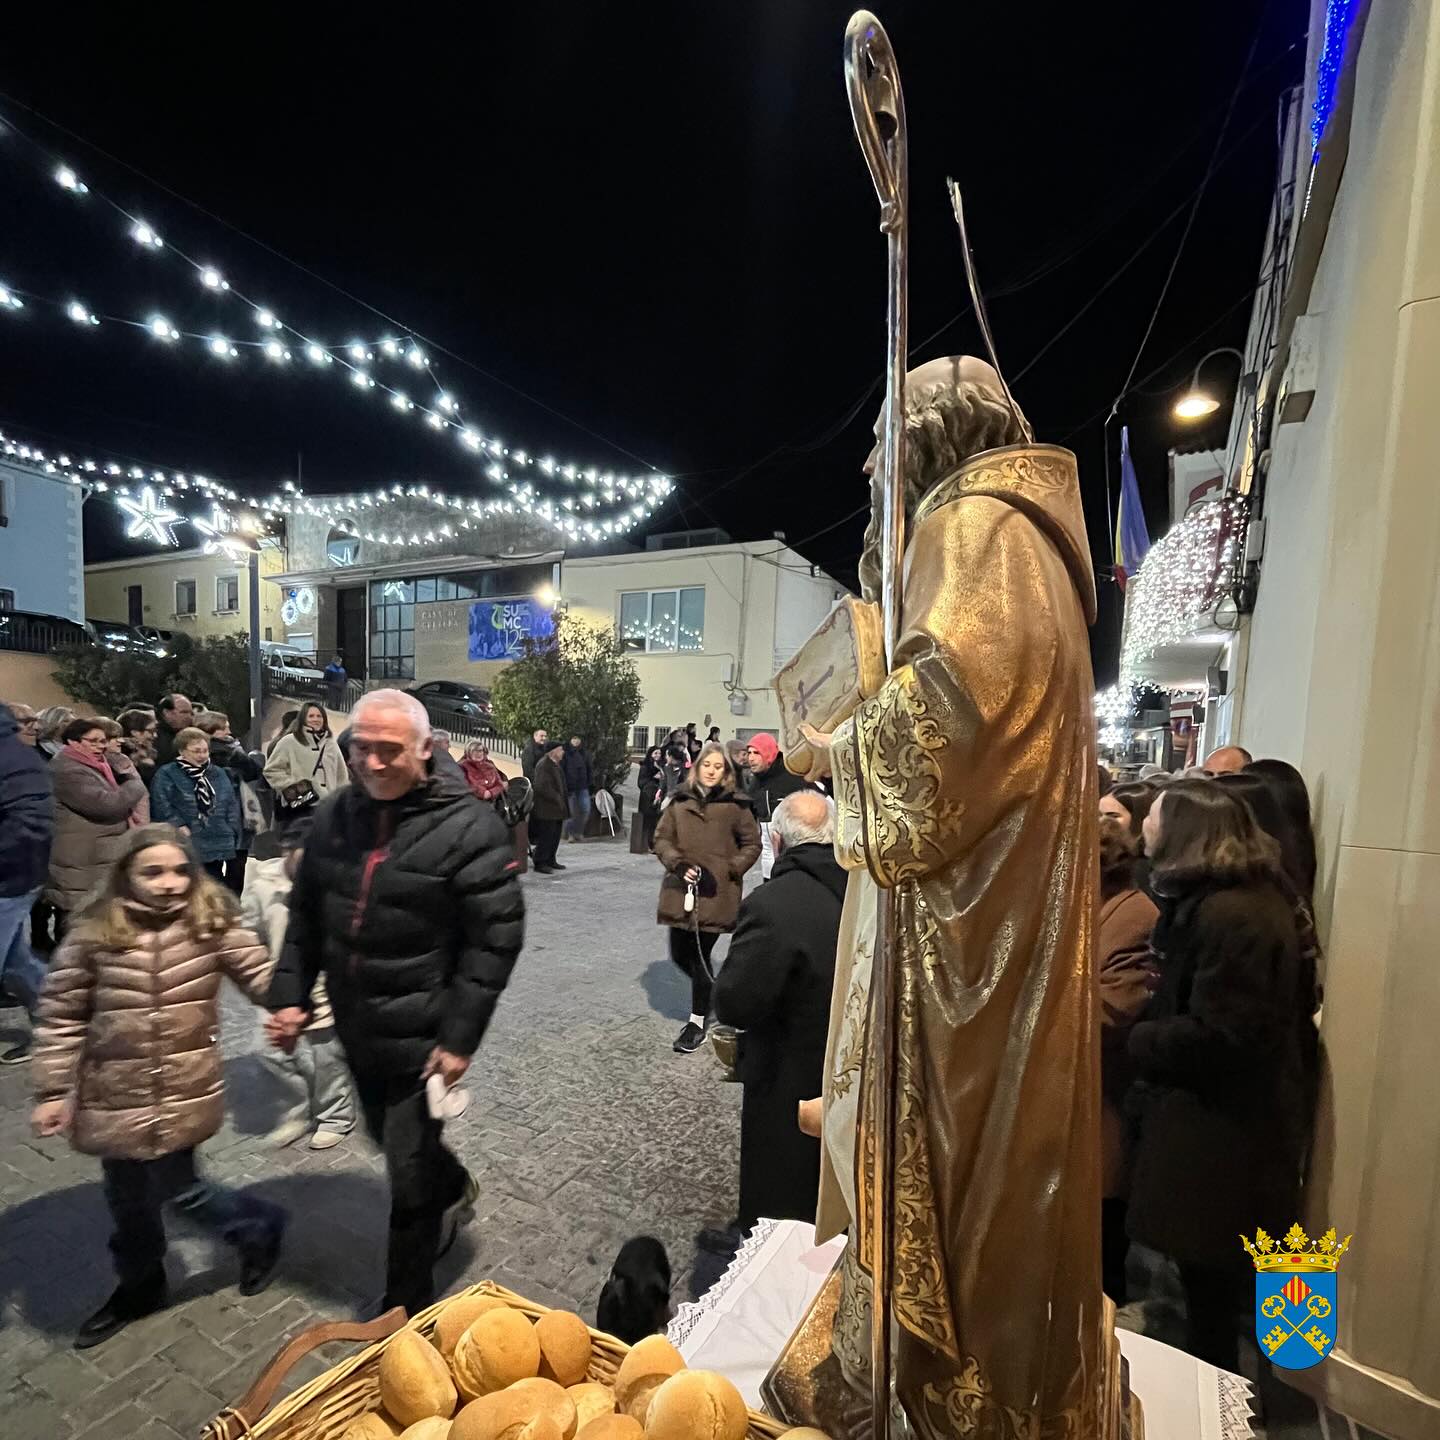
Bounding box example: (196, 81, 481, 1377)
(1241, 1223, 1352, 1273)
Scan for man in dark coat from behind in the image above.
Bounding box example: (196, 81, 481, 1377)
(0, 703, 54, 1063)
(266, 689, 524, 1316)
(530, 739, 569, 874)
(713, 789, 844, 1229)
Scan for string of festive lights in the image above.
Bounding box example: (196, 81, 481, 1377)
(1, 426, 665, 550)
(1119, 493, 1248, 688)
(1093, 685, 1134, 726)
(2, 131, 675, 512)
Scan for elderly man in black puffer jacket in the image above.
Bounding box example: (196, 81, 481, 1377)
(266, 689, 524, 1316)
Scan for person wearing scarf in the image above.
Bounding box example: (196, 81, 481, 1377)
(262, 703, 350, 842)
(151, 727, 242, 880)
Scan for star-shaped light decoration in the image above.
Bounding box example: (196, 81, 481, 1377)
(116, 485, 181, 546)
(192, 503, 255, 560)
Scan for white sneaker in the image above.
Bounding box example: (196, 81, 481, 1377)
(308, 1130, 346, 1151)
(267, 1118, 310, 1148)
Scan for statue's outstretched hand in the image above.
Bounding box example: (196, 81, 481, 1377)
(799, 724, 834, 780)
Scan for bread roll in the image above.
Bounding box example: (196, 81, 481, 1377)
(519, 1419, 563, 1440)
(452, 1389, 566, 1440)
(643, 1370, 747, 1440)
(566, 1383, 616, 1433)
(342, 1415, 403, 1440)
(507, 1378, 578, 1440)
(779, 1431, 834, 1439)
(613, 1335, 685, 1421)
(399, 1420, 453, 1440)
(436, 1294, 512, 1358)
(379, 1331, 458, 1427)
(535, 1311, 593, 1388)
(575, 1418, 643, 1440)
(453, 1308, 543, 1400)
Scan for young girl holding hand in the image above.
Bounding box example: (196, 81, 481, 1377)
(31, 824, 286, 1349)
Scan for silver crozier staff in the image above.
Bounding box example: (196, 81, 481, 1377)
(842, 11, 907, 1438)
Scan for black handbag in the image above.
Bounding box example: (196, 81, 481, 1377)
(277, 747, 325, 811)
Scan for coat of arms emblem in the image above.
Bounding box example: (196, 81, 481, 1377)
(1241, 1223, 1352, 1371)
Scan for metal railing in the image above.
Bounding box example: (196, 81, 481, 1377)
(0, 610, 91, 655)
(261, 667, 520, 761)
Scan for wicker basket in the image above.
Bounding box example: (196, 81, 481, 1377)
(203, 1280, 789, 1440)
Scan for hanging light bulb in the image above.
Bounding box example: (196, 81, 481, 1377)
(255, 309, 278, 329)
(200, 267, 228, 291)
(66, 301, 99, 326)
(131, 220, 163, 248)
(406, 348, 426, 368)
(348, 342, 369, 362)
(390, 392, 413, 411)
(264, 339, 289, 362)
(460, 429, 481, 450)
(209, 336, 237, 358)
(426, 412, 444, 430)
(305, 344, 329, 365)
(55, 165, 88, 194)
(0, 286, 22, 310)
(149, 316, 178, 342)
(351, 368, 373, 389)
(437, 393, 455, 413)
(381, 339, 399, 357)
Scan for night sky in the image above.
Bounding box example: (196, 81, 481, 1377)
(1, 3, 1304, 682)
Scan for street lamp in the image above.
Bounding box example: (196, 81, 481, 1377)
(1174, 346, 1245, 421)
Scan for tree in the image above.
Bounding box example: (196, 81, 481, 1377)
(490, 615, 641, 793)
(52, 633, 252, 726)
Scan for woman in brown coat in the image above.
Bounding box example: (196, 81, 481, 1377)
(1096, 816, 1159, 1305)
(44, 716, 150, 918)
(30, 824, 286, 1349)
(653, 742, 761, 1053)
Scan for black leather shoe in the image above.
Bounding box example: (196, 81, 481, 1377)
(75, 1276, 169, 1349)
(238, 1216, 286, 1297)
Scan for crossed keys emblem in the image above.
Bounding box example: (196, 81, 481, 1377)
(1259, 1281, 1333, 1357)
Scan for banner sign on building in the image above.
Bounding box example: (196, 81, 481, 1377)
(468, 598, 555, 661)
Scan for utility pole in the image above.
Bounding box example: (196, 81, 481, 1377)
(247, 544, 262, 749)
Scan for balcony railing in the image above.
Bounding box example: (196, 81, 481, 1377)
(0, 610, 91, 655)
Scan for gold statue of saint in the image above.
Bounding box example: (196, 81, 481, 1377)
(800, 356, 1108, 1438)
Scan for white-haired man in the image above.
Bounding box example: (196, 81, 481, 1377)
(712, 789, 844, 1230)
(266, 689, 525, 1316)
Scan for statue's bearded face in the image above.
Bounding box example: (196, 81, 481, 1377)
(857, 373, 1029, 602)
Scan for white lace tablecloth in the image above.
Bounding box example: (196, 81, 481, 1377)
(669, 1220, 1254, 1440)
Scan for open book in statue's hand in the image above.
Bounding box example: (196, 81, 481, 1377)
(773, 595, 885, 781)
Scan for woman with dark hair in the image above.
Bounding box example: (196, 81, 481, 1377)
(1096, 816, 1158, 1305)
(1127, 780, 1313, 1370)
(1245, 758, 1317, 901)
(637, 745, 665, 851)
(1099, 781, 1158, 843)
(116, 709, 159, 788)
(262, 703, 348, 839)
(44, 716, 148, 921)
(30, 824, 284, 1347)
(652, 742, 761, 1054)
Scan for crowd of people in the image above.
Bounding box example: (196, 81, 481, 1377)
(1, 681, 1325, 1376)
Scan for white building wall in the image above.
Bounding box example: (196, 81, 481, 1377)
(0, 466, 84, 621)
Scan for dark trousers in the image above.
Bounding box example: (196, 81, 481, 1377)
(669, 927, 719, 1017)
(30, 896, 59, 953)
(223, 850, 248, 895)
(203, 860, 228, 882)
(531, 817, 562, 870)
(353, 1071, 469, 1316)
(1101, 1197, 1130, 1306)
(1178, 1259, 1245, 1372)
(101, 1148, 283, 1287)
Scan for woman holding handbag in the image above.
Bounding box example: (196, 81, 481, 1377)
(652, 742, 761, 1054)
(262, 704, 348, 840)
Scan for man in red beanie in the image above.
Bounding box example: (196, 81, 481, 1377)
(743, 733, 817, 879)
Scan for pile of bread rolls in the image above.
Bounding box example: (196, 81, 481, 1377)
(338, 1293, 828, 1440)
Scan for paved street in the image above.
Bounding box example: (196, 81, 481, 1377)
(0, 838, 744, 1439)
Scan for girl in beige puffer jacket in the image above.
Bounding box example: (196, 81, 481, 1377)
(30, 823, 287, 1350)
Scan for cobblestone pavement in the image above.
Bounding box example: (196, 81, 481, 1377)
(0, 839, 744, 1438)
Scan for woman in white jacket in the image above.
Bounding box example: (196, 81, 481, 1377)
(262, 704, 348, 838)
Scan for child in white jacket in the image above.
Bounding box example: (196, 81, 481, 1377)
(240, 831, 355, 1149)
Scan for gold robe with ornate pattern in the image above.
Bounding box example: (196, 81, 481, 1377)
(818, 446, 1104, 1438)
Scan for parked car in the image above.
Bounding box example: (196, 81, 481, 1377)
(405, 679, 493, 725)
(265, 650, 325, 684)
